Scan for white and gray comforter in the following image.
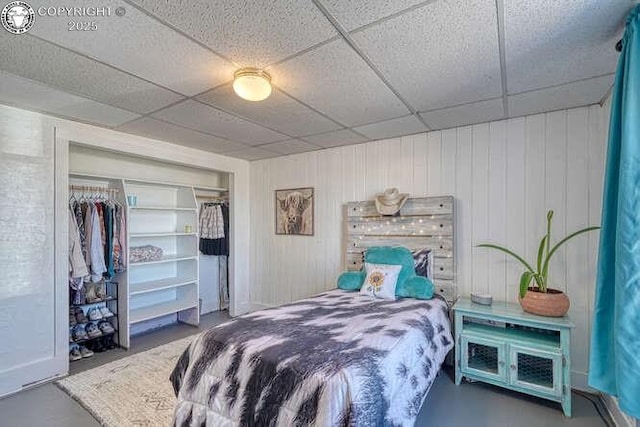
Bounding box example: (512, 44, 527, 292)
(170, 289, 453, 427)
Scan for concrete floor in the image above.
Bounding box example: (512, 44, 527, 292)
(0, 310, 610, 427)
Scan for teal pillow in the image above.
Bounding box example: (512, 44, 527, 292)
(396, 275, 435, 300)
(364, 246, 415, 290)
(337, 270, 365, 291)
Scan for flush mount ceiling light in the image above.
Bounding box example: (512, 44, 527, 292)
(232, 68, 272, 101)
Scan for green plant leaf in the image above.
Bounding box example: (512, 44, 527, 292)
(541, 226, 601, 284)
(476, 244, 535, 273)
(520, 271, 534, 298)
(536, 235, 547, 275)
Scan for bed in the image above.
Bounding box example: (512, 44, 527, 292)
(170, 289, 453, 426)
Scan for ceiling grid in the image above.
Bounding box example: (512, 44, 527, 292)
(0, 0, 629, 160)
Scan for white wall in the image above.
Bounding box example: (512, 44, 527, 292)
(69, 144, 228, 189)
(249, 103, 610, 390)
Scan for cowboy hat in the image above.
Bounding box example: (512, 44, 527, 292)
(375, 188, 409, 216)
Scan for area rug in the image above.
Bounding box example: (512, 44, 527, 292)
(57, 336, 194, 427)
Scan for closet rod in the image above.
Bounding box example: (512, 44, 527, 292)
(69, 185, 119, 193)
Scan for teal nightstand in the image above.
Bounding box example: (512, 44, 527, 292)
(453, 298, 574, 416)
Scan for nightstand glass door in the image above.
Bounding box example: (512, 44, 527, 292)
(461, 334, 506, 382)
(509, 345, 562, 397)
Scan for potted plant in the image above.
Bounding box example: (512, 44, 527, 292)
(477, 210, 599, 317)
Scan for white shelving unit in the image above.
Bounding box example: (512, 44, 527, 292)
(122, 180, 200, 348)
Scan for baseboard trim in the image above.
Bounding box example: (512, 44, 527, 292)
(248, 302, 274, 312)
(600, 394, 636, 427)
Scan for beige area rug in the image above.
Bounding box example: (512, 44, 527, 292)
(57, 336, 194, 427)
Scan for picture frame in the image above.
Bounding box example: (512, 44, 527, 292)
(275, 187, 314, 236)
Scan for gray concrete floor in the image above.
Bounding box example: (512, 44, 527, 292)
(0, 310, 610, 427)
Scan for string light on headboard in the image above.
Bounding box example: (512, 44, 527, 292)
(344, 195, 457, 303)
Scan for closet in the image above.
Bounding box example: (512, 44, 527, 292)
(68, 144, 230, 354)
(196, 190, 230, 313)
(68, 179, 126, 360)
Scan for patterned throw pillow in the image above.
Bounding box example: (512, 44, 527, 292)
(412, 248, 434, 280)
(360, 263, 402, 300)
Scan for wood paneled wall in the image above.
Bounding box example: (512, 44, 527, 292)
(249, 103, 609, 388)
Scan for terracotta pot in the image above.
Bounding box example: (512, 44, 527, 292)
(518, 287, 570, 317)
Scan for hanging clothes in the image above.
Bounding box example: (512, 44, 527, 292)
(103, 203, 115, 279)
(89, 201, 107, 282)
(199, 203, 229, 256)
(83, 201, 93, 270)
(119, 205, 127, 271)
(589, 4, 640, 419)
(68, 206, 89, 279)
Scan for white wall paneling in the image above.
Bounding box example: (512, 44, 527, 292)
(0, 108, 66, 397)
(249, 103, 609, 390)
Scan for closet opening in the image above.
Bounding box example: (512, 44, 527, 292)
(67, 143, 232, 370)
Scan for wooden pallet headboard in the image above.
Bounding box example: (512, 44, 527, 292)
(343, 196, 457, 303)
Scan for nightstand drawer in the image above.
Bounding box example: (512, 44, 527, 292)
(509, 344, 563, 398)
(460, 334, 507, 383)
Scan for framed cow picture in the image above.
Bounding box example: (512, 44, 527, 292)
(275, 187, 314, 236)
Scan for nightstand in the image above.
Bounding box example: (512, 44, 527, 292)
(453, 298, 574, 416)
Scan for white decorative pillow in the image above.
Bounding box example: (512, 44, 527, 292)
(360, 263, 402, 300)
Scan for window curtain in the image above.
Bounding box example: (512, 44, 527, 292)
(589, 4, 640, 419)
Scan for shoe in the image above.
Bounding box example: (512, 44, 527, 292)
(69, 345, 82, 361)
(69, 307, 77, 326)
(90, 338, 105, 353)
(96, 281, 106, 300)
(99, 306, 114, 318)
(74, 307, 87, 324)
(101, 335, 117, 350)
(72, 324, 88, 342)
(79, 346, 94, 358)
(85, 322, 102, 339)
(87, 307, 103, 321)
(85, 282, 98, 303)
(98, 320, 115, 335)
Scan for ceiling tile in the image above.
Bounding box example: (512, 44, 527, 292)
(508, 75, 613, 118)
(301, 129, 368, 148)
(116, 117, 247, 153)
(352, 115, 427, 140)
(197, 85, 341, 137)
(224, 147, 280, 161)
(420, 98, 505, 130)
(320, 0, 429, 31)
(30, 1, 235, 96)
(0, 34, 183, 114)
(151, 100, 288, 145)
(504, 0, 629, 93)
(259, 139, 319, 155)
(130, 0, 337, 67)
(0, 71, 140, 127)
(270, 39, 409, 127)
(351, 0, 502, 111)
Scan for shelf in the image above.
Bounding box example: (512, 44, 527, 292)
(130, 277, 196, 296)
(130, 254, 197, 266)
(70, 331, 116, 345)
(130, 232, 197, 238)
(129, 206, 197, 211)
(462, 323, 561, 349)
(71, 296, 115, 307)
(130, 299, 198, 324)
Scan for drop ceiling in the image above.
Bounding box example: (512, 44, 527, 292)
(0, 0, 632, 160)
